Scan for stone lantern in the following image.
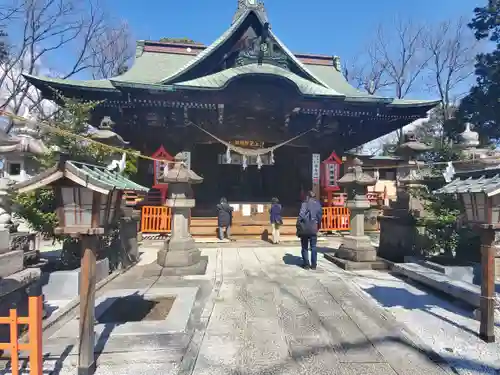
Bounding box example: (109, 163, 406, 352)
(89, 116, 129, 173)
(156, 153, 206, 274)
(376, 131, 433, 262)
(393, 131, 432, 216)
(333, 157, 378, 265)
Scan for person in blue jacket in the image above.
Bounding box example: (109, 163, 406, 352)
(269, 197, 283, 244)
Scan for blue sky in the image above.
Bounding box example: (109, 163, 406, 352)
(109, 0, 482, 59)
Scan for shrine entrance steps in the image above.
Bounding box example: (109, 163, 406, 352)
(190, 217, 298, 240)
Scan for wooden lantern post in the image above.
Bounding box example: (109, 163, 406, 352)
(436, 168, 500, 343)
(12, 155, 149, 374)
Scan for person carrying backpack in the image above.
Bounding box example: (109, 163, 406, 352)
(217, 197, 234, 240)
(296, 191, 322, 269)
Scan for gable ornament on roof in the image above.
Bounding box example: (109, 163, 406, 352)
(233, 0, 268, 24)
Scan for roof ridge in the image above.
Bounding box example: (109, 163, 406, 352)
(158, 9, 330, 88)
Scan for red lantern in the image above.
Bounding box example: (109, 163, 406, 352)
(152, 145, 174, 204)
(320, 151, 342, 206)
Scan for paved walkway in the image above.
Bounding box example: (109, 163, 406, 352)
(2, 246, 467, 374)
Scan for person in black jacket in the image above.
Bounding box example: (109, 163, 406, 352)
(296, 191, 322, 270)
(217, 197, 233, 240)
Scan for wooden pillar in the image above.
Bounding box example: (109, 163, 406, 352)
(78, 235, 98, 375)
(479, 227, 496, 343)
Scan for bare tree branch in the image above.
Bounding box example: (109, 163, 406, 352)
(0, 0, 133, 121)
(89, 21, 134, 79)
(422, 17, 478, 121)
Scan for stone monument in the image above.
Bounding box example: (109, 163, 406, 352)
(151, 153, 207, 276)
(0, 177, 22, 278)
(326, 157, 381, 269)
(0, 177, 41, 333)
(377, 131, 432, 262)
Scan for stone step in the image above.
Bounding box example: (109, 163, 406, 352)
(392, 262, 500, 310)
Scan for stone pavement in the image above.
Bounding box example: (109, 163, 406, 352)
(2, 246, 460, 374)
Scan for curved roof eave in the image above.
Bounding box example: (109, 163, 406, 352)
(110, 80, 176, 92)
(171, 63, 344, 98)
(23, 73, 119, 92)
(388, 99, 441, 108)
(158, 9, 329, 88)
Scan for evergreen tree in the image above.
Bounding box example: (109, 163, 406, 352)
(13, 97, 137, 239)
(450, 1, 500, 142)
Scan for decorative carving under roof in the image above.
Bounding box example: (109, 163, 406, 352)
(233, 0, 268, 24)
(235, 23, 288, 70)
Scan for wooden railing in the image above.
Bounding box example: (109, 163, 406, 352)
(320, 206, 350, 232)
(0, 295, 43, 375)
(140, 205, 351, 234)
(140, 206, 171, 233)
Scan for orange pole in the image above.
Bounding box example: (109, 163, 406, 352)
(9, 309, 19, 375)
(28, 295, 43, 375)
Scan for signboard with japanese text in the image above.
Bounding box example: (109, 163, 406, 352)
(312, 153, 321, 183)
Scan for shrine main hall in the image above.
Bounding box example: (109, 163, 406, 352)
(24, 0, 437, 219)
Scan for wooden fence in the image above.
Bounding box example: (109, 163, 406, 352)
(0, 295, 43, 375)
(320, 206, 350, 232)
(140, 206, 172, 233)
(140, 205, 351, 233)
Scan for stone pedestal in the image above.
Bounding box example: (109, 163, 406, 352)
(337, 196, 377, 263)
(0, 189, 23, 277)
(325, 158, 387, 270)
(119, 208, 140, 268)
(157, 198, 201, 268)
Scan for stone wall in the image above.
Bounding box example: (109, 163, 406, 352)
(377, 216, 425, 262)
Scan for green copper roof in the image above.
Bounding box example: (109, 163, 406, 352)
(306, 64, 377, 98)
(21, 6, 439, 110)
(436, 175, 500, 195)
(435, 168, 500, 196)
(72, 161, 149, 192)
(13, 159, 149, 194)
(114, 51, 193, 84)
(173, 63, 343, 97)
(23, 74, 117, 90)
(159, 9, 330, 88)
(24, 51, 194, 91)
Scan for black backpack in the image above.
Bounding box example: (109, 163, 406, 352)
(296, 207, 318, 237)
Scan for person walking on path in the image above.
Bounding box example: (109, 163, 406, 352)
(296, 191, 322, 269)
(217, 197, 234, 240)
(269, 197, 283, 244)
